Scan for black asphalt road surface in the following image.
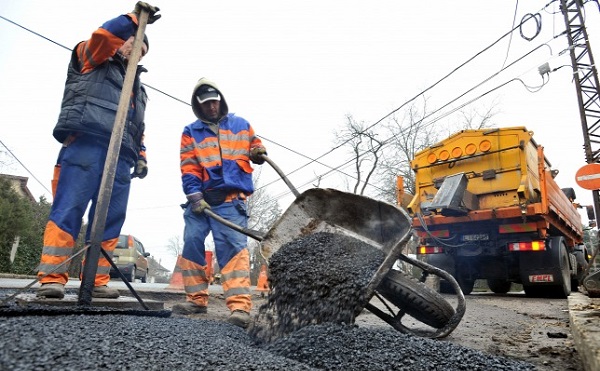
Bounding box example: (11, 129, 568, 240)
(0, 311, 535, 370)
(0, 232, 535, 370)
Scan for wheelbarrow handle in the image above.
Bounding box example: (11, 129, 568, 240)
(261, 155, 300, 197)
(203, 208, 264, 241)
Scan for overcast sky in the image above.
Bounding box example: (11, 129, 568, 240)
(1, 1, 599, 272)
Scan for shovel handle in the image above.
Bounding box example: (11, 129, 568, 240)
(203, 208, 264, 241)
(261, 155, 300, 197)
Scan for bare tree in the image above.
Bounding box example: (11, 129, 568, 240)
(335, 96, 498, 205)
(247, 167, 282, 283)
(334, 114, 385, 195)
(166, 235, 183, 258)
(377, 97, 440, 202)
(453, 101, 499, 132)
(248, 167, 282, 233)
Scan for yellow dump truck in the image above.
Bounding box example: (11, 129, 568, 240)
(407, 126, 589, 297)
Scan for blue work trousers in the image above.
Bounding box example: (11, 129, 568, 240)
(182, 198, 248, 269)
(50, 135, 133, 242)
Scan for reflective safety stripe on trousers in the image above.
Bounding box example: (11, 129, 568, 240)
(37, 221, 75, 284)
(221, 248, 251, 312)
(38, 223, 117, 286)
(179, 257, 209, 292)
(81, 242, 116, 276)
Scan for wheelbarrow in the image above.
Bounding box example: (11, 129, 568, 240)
(204, 156, 466, 338)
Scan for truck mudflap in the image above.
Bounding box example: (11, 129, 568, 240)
(519, 236, 571, 298)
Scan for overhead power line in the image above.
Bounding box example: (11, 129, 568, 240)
(0, 3, 570, 205)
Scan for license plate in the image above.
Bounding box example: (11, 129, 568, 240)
(529, 274, 554, 283)
(461, 233, 489, 241)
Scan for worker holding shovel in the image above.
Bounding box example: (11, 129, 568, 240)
(173, 77, 267, 329)
(36, 2, 161, 300)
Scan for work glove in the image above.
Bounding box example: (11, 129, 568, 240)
(187, 192, 211, 214)
(133, 1, 161, 24)
(249, 147, 267, 164)
(132, 159, 148, 179)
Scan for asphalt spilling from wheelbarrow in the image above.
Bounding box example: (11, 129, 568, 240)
(249, 231, 386, 342)
(0, 232, 535, 370)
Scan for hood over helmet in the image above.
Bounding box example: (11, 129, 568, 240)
(191, 77, 229, 122)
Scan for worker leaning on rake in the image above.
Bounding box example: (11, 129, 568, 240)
(36, 2, 161, 299)
(172, 77, 267, 329)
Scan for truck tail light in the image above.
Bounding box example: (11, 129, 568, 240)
(508, 240, 546, 251)
(418, 246, 444, 254)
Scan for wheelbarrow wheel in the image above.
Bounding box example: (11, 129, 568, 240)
(376, 269, 455, 329)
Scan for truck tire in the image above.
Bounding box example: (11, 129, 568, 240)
(555, 241, 572, 298)
(572, 249, 589, 290)
(440, 276, 475, 295)
(487, 279, 512, 294)
(457, 276, 475, 295)
(552, 237, 571, 298)
(376, 269, 455, 329)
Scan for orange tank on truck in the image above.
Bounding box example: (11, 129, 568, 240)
(406, 126, 589, 298)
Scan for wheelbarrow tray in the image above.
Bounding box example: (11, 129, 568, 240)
(260, 188, 413, 305)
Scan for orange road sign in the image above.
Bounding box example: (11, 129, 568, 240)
(575, 163, 600, 190)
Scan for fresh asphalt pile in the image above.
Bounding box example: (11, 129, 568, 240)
(0, 231, 536, 370)
(250, 232, 386, 342)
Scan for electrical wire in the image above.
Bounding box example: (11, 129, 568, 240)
(0, 4, 576, 206)
(519, 13, 543, 41)
(0, 139, 52, 196)
(501, 0, 520, 68)
(268, 37, 562, 200)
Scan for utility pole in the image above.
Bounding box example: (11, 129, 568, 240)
(560, 0, 600, 219)
(560, 0, 600, 293)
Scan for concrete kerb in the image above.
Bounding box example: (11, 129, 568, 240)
(568, 292, 600, 371)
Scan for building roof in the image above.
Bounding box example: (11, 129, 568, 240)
(0, 174, 36, 203)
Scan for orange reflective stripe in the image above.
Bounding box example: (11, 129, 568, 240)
(179, 256, 210, 306)
(191, 137, 221, 168)
(39, 274, 68, 285)
(44, 221, 76, 248)
(101, 237, 118, 253)
(39, 253, 71, 267)
(221, 248, 251, 312)
(95, 238, 119, 285)
(77, 238, 119, 286)
(181, 135, 208, 181)
(38, 221, 76, 283)
(220, 129, 252, 160)
(79, 28, 127, 74)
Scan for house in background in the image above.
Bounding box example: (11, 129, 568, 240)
(1, 174, 36, 203)
(148, 257, 171, 283)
